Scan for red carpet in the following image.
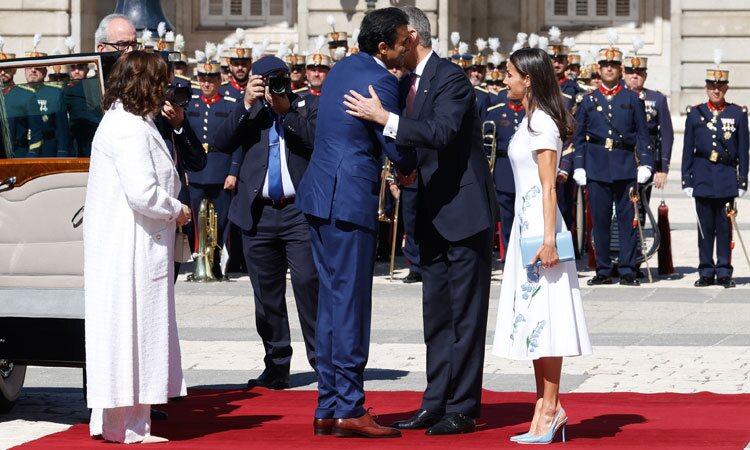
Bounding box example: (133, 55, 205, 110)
(15, 389, 750, 449)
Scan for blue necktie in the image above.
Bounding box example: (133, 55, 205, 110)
(267, 114, 284, 201)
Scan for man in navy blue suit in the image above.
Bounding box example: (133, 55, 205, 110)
(295, 8, 416, 438)
(344, 5, 497, 436)
(213, 56, 320, 390)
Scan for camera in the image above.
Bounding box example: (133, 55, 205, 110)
(165, 83, 191, 108)
(264, 75, 292, 96)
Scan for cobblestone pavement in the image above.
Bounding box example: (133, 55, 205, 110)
(2, 164, 750, 449)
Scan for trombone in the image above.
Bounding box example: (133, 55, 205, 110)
(482, 120, 497, 173)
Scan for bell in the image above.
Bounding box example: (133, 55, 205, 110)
(114, 0, 173, 32)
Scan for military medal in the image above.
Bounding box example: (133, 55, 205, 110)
(725, 131, 732, 140)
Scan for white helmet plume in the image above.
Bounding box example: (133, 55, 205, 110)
(516, 32, 528, 46)
(450, 32, 460, 47)
(538, 36, 549, 51)
(314, 34, 326, 52)
(631, 36, 644, 55)
(475, 38, 487, 53)
(713, 48, 723, 67)
(174, 34, 185, 52)
(458, 41, 469, 55)
(33, 33, 42, 49)
(563, 37, 576, 48)
(548, 26, 561, 43)
(194, 50, 206, 63)
(528, 33, 539, 49)
(488, 37, 500, 52)
(234, 27, 245, 42)
(204, 42, 217, 61)
(157, 22, 167, 38)
(606, 28, 619, 46)
(326, 14, 336, 31)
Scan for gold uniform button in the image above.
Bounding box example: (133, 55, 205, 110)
(155, 234, 161, 240)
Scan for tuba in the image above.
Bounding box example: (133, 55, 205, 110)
(188, 198, 218, 282)
(482, 120, 497, 173)
(378, 158, 394, 223)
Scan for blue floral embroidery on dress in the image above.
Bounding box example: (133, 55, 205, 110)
(510, 314, 526, 341)
(518, 186, 541, 235)
(526, 320, 546, 354)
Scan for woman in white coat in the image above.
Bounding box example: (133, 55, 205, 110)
(83, 51, 191, 444)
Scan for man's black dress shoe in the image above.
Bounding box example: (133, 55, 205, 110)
(587, 275, 613, 286)
(694, 276, 715, 287)
(718, 277, 736, 288)
(391, 409, 442, 429)
(619, 274, 640, 286)
(425, 413, 476, 435)
(247, 368, 290, 390)
(402, 271, 422, 284)
(150, 408, 168, 420)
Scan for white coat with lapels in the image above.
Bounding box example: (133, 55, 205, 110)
(84, 101, 186, 409)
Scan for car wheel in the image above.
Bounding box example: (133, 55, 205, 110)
(0, 361, 26, 413)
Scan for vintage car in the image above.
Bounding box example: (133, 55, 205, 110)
(0, 52, 105, 412)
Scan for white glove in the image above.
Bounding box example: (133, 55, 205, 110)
(637, 166, 652, 184)
(683, 187, 693, 198)
(573, 168, 587, 186)
(739, 189, 747, 198)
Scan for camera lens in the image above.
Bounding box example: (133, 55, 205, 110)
(267, 75, 291, 95)
(165, 84, 191, 108)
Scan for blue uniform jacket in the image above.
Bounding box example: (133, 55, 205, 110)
(485, 89, 525, 194)
(295, 51, 416, 232)
(682, 102, 749, 198)
(474, 85, 491, 122)
(639, 88, 674, 173)
(559, 78, 585, 174)
(185, 93, 243, 184)
(221, 80, 245, 102)
(573, 85, 653, 182)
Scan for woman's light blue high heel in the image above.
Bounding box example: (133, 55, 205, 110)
(514, 408, 567, 445)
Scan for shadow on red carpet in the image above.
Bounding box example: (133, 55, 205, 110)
(14, 389, 750, 449)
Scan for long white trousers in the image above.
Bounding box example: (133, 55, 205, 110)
(90, 404, 151, 443)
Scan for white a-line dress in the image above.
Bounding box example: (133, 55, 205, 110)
(492, 109, 592, 360)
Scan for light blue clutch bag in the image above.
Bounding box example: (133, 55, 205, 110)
(520, 230, 575, 267)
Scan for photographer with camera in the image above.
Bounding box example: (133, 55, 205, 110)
(213, 56, 319, 390)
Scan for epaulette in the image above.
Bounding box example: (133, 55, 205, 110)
(221, 81, 229, 86)
(293, 86, 309, 93)
(191, 94, 199, 99)
(43, 82, 63, 89)
(175, 74, 191, 81)
(17, 85, 35, 92)
(742, 105, 748, 113)
(575, 93, 585, 103)
(487, 103, 505, 111)
(474, 86, 489, 94)
(686, 105, 693, 113)
(223, 96, 236, 102)
(561, 92, 572, 99)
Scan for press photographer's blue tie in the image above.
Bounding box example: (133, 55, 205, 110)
(267, 114, 284, 201)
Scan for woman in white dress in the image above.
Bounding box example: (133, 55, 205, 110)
(84, 51, 191, 443)
(492, 47, 592, 444)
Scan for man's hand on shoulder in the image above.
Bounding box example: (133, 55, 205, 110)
(343, 85, 389, 126)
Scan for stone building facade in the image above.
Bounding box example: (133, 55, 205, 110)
(1, 0, 750, 129)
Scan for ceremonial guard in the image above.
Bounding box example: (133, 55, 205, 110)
(623, 38, 674, 190)
(485, 87, 524, 260)
(23, 36, 71, 157)
(572, 31, 653, 286)
(185, 52, 243, 279)
(296, 36, 331, 98)
(682, 52, 748, 288)
(450, 35, 491, 120)
(286, 50, 307, 92)
(0, 44, 43, 158)
(222, 29, 252, 101)
(548, 30, 585, 233)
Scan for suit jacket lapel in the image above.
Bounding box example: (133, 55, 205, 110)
(410, 53, 438, 119)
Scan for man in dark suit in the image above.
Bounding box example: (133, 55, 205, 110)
(344, 5, 497, 436)
(213, 56, 320, 390)
(295, 7, 416, 439)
